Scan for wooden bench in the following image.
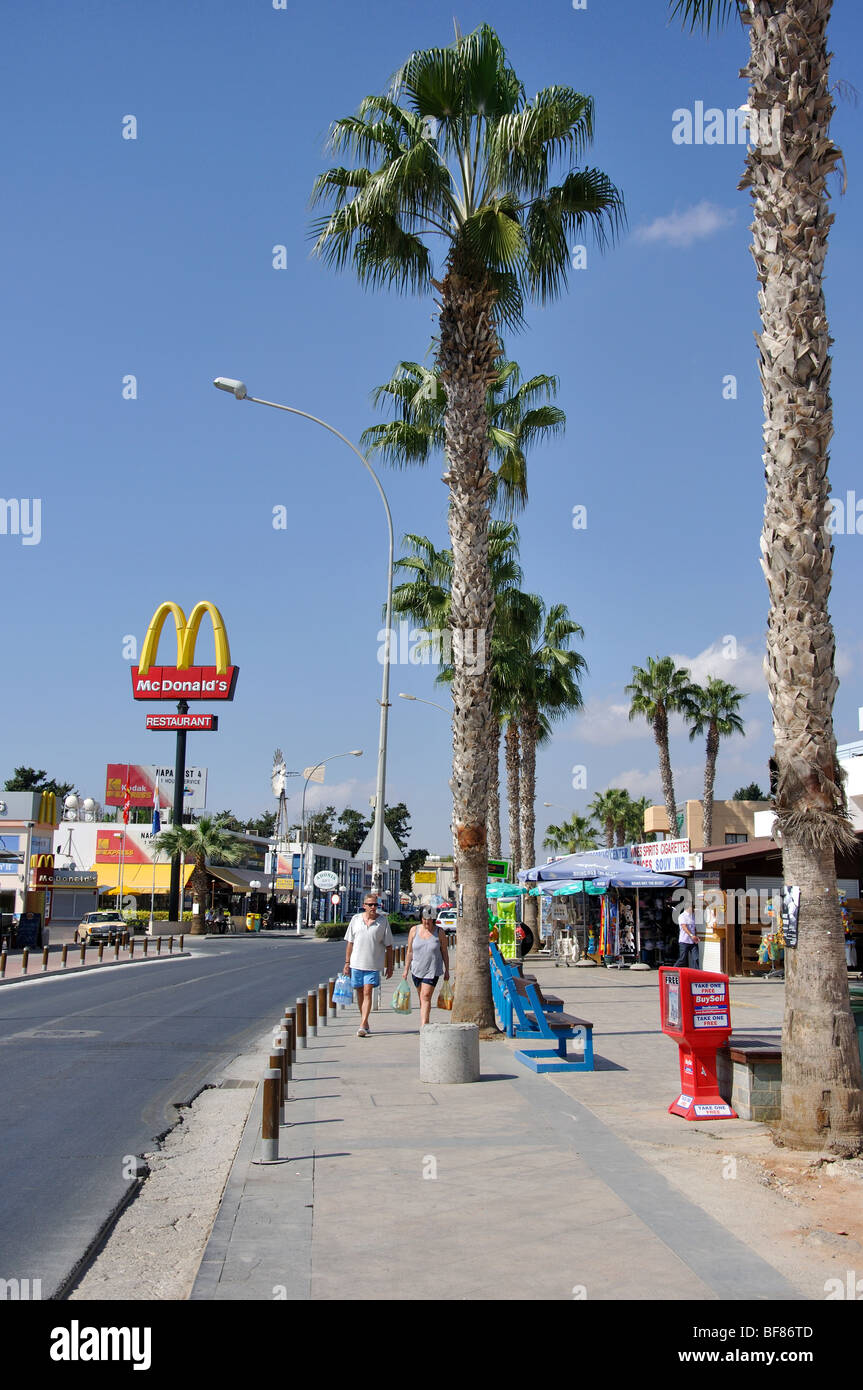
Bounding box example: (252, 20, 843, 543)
(495, 968, 594, 1073)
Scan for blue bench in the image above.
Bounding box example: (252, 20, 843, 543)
(490, 953, 594, 1073)
(489, 943, 564, 1033)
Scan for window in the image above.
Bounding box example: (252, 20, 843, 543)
(725, 833, 748, 845)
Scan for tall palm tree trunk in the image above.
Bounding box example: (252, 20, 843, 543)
(438, 253, 499, 1030)
(520, 710, 539, 942)
(702, 722, 719, 848)
(744, 0, 862, 1151)
(505, 719, 522, 882)
(487, 724, 502, 860)
(654, 709, 678, 839)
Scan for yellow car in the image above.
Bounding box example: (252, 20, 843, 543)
(74, 911, 128, 945)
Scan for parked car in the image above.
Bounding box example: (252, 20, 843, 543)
(74, 910, 128, 945)
(436, 910, 457, 930)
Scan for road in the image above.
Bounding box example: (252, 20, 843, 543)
(0, 935, 345, 1298)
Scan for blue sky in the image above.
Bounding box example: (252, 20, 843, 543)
(2, 0, 862, 854)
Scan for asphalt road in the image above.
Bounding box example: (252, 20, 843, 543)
(0, 935, 345, 1298)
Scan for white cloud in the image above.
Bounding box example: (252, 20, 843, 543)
(573, 698, 652, 747)
(605, 766, 663, 799)
(670, 639, 766, 698)
(634, 200, 736, 249)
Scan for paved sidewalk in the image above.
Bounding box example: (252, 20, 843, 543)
(188, 957, 853, 1303)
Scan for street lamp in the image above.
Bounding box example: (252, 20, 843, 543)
(213, 377, 394, 897)
(297, 750, 363, 934)
(398, 693, 451, 715)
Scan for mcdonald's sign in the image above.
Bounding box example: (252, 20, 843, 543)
(30, 853, 55, 887)
(131, 601, 238, 701)
(38, 791, 57, 825)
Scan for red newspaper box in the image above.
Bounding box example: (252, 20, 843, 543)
(659, 966, 737, 1120)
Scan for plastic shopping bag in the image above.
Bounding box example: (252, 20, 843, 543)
(333, 972, 353, 1005)
(391, 979, 411, 1013)
(437, 979, 454, 1011)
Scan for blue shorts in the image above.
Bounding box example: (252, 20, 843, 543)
(350, 969, 380, 988)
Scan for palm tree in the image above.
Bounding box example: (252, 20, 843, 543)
(154, 817, 243, 935)
(625, 658, 696, 843)
(686, 678, 746, 848)
(670, 1, 862, 1152)
(312, 21, 623, 1027)
(391, 522, 523, 871)
(588, 788, 630, 850)
(517, 602, 586, 888)
(623, 795, 651, 846)
(543, 814, 597, 854)
(364, 356, 565, 521)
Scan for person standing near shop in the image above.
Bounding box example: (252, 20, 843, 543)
(675, 902, 700, 968)
(403, 906, 450, 1026)
(344, 894, 394, 1037)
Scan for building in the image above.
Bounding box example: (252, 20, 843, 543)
(644, 799, 771, 850)
(410, 854, 457, 908)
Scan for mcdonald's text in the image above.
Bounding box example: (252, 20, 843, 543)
(131, 666, 238, 701)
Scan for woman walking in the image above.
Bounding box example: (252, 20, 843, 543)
(403, 908, 450, 1026)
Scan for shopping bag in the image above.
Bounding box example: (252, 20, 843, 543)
(437, 979, 454, 1011)
(333, 972, 353, 1005)
(391, 980, 411, 1013)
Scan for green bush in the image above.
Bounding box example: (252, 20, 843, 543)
(126, 910, 194, 926)
(315, 922, 348, 939)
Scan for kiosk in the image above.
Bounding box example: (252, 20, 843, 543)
(659, 966, 737, 1120)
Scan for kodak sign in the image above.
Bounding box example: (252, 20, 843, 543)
(131, 601, 238, 702)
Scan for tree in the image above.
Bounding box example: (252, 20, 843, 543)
(312, 21, 622, 1027)
(153, 817, 243, 934)
(303, 807, 338, 846)
(4, 767, 74, 798)
(332, 809, 370, 855)
(588, 788, 631, 850)
(543, 814, 597, 854)
(626, 658, 696, 843)
(623, 795, 651, 845)
(244, 810, 277, 838)
(670, 0, 862, 1153)
(733, 783, 767, 802)
(686, 678, 746, 847)
(212, 809, 243, 832)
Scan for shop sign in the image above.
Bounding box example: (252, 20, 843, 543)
(145, 713, 218, 731)
(30, 853, 55, 887)
(106, 765, 208, 810)
(131, 601, 238, 702)
(53, 869, 99, 886)
(413, 870, 437, 885)
(313, 870, 339, 890)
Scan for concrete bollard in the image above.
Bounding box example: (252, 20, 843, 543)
(156, 936, 162, 955)
(259, 1068, 282, 1162)
(79, 943, 86, 965)
(307, 989, 317, 1037)
(328, 978, 337, 1020)
(61, 944, 68, 969)
(98, 943, 104, 963)
(269, 1048, 286, 1124)
(295, 998, 307, 1049)
(114, 939, 120, 960)
(42, 946, 50, 973)
(419, 1023, 480, 1085)
(130, 939, 135, 959)
(143, 938, 149, 957)
(317, 984, 328, 1028)
(275, 1027, 292, 1085)
(0, 951, 5, 978)
(168, 936, 174, 954)
(21, 948, 29, 975)
(179, 935, 184, 951)
(284, 1010, 296, 1063)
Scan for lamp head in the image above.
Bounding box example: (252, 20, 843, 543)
(213, 377, 248, 400)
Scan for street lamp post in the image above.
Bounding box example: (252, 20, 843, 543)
(213, 378, 393, 896)
(296, 750, 363, 935)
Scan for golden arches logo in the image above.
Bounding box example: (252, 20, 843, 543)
(139, 601, 232, 675)
(37, 791, 56, 825)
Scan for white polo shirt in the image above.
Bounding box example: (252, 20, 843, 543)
(345, 911, 393, 971)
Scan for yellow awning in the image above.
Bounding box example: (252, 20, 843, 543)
(94, 864, 194, 894)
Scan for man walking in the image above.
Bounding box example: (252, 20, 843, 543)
(344, 894, 394, 1037)
(675, 902, 700, 969)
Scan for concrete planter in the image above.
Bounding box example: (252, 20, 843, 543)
(419, 1023, 480, 1084)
